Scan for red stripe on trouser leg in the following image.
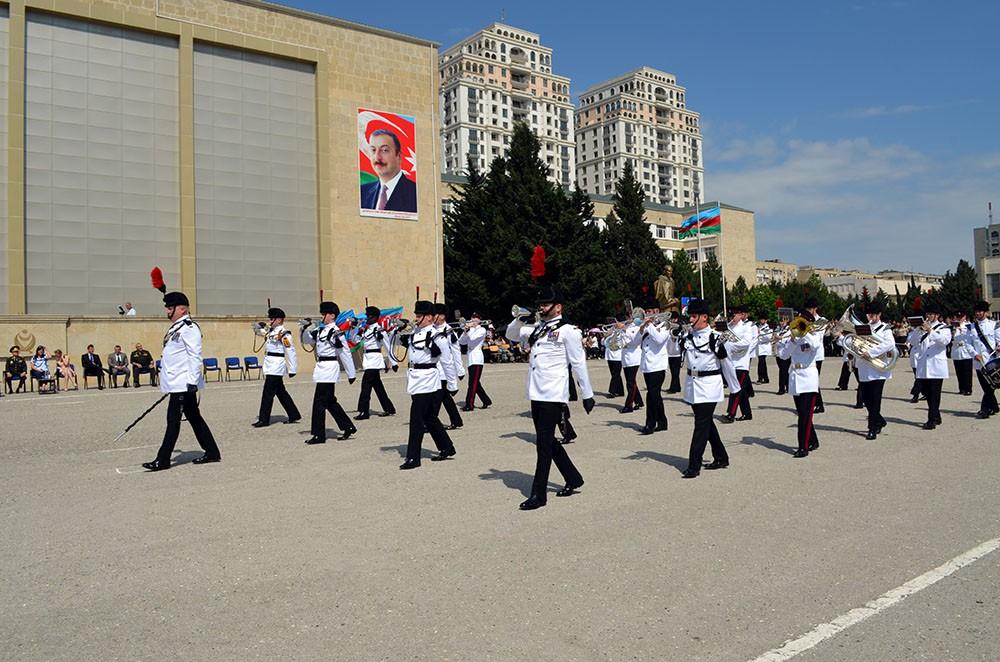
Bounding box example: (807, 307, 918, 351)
(467, 366, 481, 409)
(805, 394, 816, 448)
(730, 373, 746, 416)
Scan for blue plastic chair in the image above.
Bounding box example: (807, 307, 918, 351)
(244, 356, 262, 380)
(203, 357, 222, 382)
(224, 356, 243, 381)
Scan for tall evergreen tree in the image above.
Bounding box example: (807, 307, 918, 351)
(927, 259, 978, 315)
(700, 254, 725, 312)
(603, 162, 666, 303)
(668, 249, 697, 302)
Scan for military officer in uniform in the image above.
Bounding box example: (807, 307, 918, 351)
(355, 305, 398, 420)
(253, 307, 301, 427)
(857, 301, 896, 440)
(803, 298, 825, 413)
(914, 302, 950, 430)
(774, 314, 791, 395)
(950, 311, 976, 396)
(756, 314, 773, 384)
(432, 303, 464, 430)
(506, 286, 594, 510)
(400, 300, 458, 469)
(679, 299, 741, 478)
(620, 316, 645, 413)
(776, 311, 821, 457)
(301, 302, 357, 444)
(638, 309, 670, 435)
(142, 291, 220, 471)
(722, 305, 753, 423)
(971, 300, 999, 418)
(459, 313, 493, 410)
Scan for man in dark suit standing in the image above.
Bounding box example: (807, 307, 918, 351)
(360, 129, 417, 214)
(81, 344, 105, 389)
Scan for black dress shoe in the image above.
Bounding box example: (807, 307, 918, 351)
(338, 427, 357, 441)
(519, 496, 546, 510)
(681, 469, 699, 479)
(305, 436, 326, 445)
(736, 415, 753, 422)
(445, 424, 463, 431)
(792, 450, 809, 458)
(480, 404, 490, 410)
(721, 415, 735, 424)
(192, 454, 221, 464)
(866, 431, 877, 440)
(639, 426, 655, 435)
(835, 386, 846, 391)
(655, 423, 669, 432)
(284, 417, 301, 424)
(353, 413, 370, 421)
(460, 406, 474, 412)
(141, 459, 170, 471)
(556, 479, 583, 497)
(776, 390, 787, 396)
(703, 460, 729, 470)
(808, 442, 819, 451)
(399, 459, 421, 470)
(380, 411, 397, 417)
(813, 407, 825, 414)
(430, 447, 456, 461)
(921, 422, 937, 430)
(251, 420, 269, 428)
(909, 396, 920, 403)
(620, 407, 634, 414)
(853, 403, 865, 409)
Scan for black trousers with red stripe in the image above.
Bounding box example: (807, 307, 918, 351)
(792, 393, 818, 452)
(727, 370, 752, 418)
(623, 365, 644, 410)
(463, 363, 492, 409)
(607, 360, 625, 396)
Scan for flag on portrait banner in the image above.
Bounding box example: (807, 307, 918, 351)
(358, 109, 417, 187)
(678, 206, 722, 239)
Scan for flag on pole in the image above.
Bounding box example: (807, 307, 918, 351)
(678, 206, 722, 239)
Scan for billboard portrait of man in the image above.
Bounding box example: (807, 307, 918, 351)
(358, 109, 417, 219)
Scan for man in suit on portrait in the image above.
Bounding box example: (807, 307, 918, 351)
(360, 129, 417, 214)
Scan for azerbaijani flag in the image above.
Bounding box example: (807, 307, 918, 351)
(377, 306, 404, 330)
(678, 207, 721, 239)
(335, 309, 360, 350)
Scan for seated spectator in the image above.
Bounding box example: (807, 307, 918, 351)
(81, 343, 105, 389)
(107, 345, 130, 386)
(54, 349, 78, 391)
(30, 346, 51, 384)
(4, 346, 27, 394)
(118, 301, 137, 317)
(130, 342, 155, 387)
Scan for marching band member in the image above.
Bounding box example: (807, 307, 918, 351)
(857, 301, 896, 440)
(777, 311, 821, 457)
(400, 300, 458, 469)
(355, 306, 398, 420)
(756, 314, 773, 384)
(620, 316, 645, 414)
(906, 314, 926, 404)
(142, 289, 221, 471)
(253, 307, 301, 428)
(679, 299, 741, 478)
(639, 307, 670, 435)
(301, 302, 357, 444)
(971, 300, 1000, 418)
(914, 302, 950, 430)
(459, 312, 493, 411)
(506, 286, 594, 510)
(950, 311, 976, 396)
(803, 298, 825, 413)
(835, 330, 864, 409)
(433, 303, 464, 430)
(603, 314, 626, 398)
(774, 314, 791, 395)
(722, 304, 753, 423)
(666, 311, 684, 394)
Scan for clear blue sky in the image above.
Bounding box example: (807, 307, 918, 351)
(278, 0, 999, 275)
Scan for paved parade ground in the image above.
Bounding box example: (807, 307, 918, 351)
(2, 362, 998, 661)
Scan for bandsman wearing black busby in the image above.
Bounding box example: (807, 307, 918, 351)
(950, 310, 976, 396)
(913, 302, 950, 430)
(301, 301, 357, 444)
(856, 301, 896, 440)
(803, 297, 826, 413)
(400, 300, 458, 469)
(432, 303, 464, 430)
(355, 305, 398, 420)
(603, 313, 626, 398)
(775, 309, 821, 458)
(666, 311, 684, 394)
(253, 307, 301, 427)
(459, 312, 493, 410)
(506, 286, 595, 510)
(971, 300, 999, 418)
(722, 304, 754, 423)
(142, 289, 221, 471)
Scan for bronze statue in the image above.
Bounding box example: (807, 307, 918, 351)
(655, 265, 680, 312)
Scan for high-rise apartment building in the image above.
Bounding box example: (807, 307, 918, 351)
(439, 23, 575, 187)
(575, 67, 704, 206)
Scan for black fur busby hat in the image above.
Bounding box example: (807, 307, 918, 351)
(162, 291, 189, 307)
(320, 301, 339, 316)
(687, 298, 710, 316)
(365, 305, 381, 318)
(267, 307, 286, 319)
(414, 300, 433, 316)
(432, 303, 448, 317)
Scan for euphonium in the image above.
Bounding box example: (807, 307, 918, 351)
(511, 304, 533, 320)
(839, 304, 899, 371)
(711, 313, 742, 344)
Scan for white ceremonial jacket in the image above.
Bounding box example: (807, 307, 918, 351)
(971, 319, 999, 370)
(359, 324, 397, 371)
(666, 330, 682, 359)
(507, 315, 594, 403)
(723, 320, 753, 371)
(434, 323, 465, 382)
(811, 325, 826, 363)
(906, 327, 924, 370)
(639, 322, 670, 373)
(680, 327, 740, 404)
(777, 332, 820, 396)
(916, 322, 951, 379)
(159, 314, 205, 394)
(459, 325, 488, 366)
(603, 333, 622, 362)
(263, 323, 297, 377)
(406, 325, 457, 395)
(951, 323, 978, 361)
(301, 324, 355, 384)
(857, 322, 896, 382)
(621, 325, 643, 368)
(756, 324, 773, 357)
(749, 322, 760, 359)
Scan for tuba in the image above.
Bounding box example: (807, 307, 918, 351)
(840, 304, 899, 371)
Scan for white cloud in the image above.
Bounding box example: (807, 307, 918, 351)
(842, 104, 930, 118)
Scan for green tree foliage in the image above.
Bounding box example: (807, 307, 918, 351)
(602, 162, 667, 303)
(926, 259, 978, 315)
(744, 284, 777, 321)
(668, 249, 697, 301)
(700, 254, 725, 312)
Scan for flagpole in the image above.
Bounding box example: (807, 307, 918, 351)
(695, 197, 704, 298)
(719, 201, 728, 316)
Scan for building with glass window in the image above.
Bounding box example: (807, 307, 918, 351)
(974, 223, 1000, 314)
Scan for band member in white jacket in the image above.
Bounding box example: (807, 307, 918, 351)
(355, 306, 397, 420)
(679, 299, 741, 478)
(756, 315, 773, 384)
(906, 320, 925, 403)
(459, 313, 493, 410)
(433, 303, 464, 430)
(253, 307, 301, 427)
(506, 286, 594, 510)
(142, 291, 220, 471)
(603, 313, 626, 398)
(777, 314, 821, 458)
(856, 301, 897, 440)
(400, 300, 459, 469)
(301, 301, 357, 444)
(639, 310, 670, 435)
(722, 305, 754, 422)
(620, 321, 645, 413)
(950, 311, 977, 396)
(971, 300, 1000, 418)
(914, 302, 950, 430)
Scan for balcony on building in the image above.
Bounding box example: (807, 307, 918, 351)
(510, 74, 530, 92)
(509, 48, 530, 70)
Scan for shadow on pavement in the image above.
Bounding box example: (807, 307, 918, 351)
(623, 450, 687, 473)
(379, 444, 433, 459)
(605, 420, 644, 432)
(499, 431, 535, 444)
(738, 436, 796, 455)
(171, 450, 208, 466)
(478, 468, 556, 497)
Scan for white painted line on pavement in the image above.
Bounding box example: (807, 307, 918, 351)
(95, 443, 158, 453)
(749, 535, 1000, 662)
(115, 466, 147, 475)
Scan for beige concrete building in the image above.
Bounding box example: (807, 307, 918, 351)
(755, 259, 798, 284)
(800, 267, 944, 300)
(439, 23, 574, 187)
(575, 67, 703, 207)
(1, 0, 443, 366)
(973, 224, 1000, 315)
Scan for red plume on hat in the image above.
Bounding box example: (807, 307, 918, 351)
(774, 297, 784, 308)
(530, 244, 546, 281)
(912, 296, 923, 312)
(150, 267, 166, 293)
(641, 285, 649, 294)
